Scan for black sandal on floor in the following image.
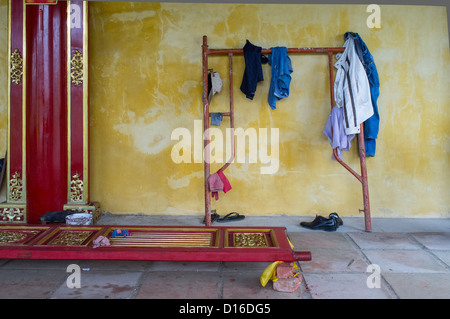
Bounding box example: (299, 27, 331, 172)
(216, 212, 245, 223)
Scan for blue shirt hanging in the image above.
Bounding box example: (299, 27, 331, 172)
(268, 47, 293, 110)
(345, 32, 380, 156)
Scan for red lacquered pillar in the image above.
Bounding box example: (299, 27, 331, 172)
(2, 1, 99, 224)
(25, 3, 68, 224)
(0, 0, 27, 223)
(63, 1, 99, 222)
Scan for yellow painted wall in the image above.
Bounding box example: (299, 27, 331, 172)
(1, 2, 449, 218)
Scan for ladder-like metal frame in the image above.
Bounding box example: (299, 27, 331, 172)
(202, 35, 372, 232)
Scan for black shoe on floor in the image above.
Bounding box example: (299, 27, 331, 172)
(329, 212, 343, 226)
(300, 215, 338, 232)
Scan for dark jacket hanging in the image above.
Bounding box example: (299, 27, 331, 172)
(240, 40, 264, 100)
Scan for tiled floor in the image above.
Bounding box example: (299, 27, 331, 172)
(0, 215, 449, 299)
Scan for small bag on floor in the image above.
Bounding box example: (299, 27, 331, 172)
(65, 213, 93, 225)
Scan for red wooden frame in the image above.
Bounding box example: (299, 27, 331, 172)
(25, 0, 58, 4)
(25, 3, 68, 224)
(67, 1, 89, 205)
(3, 1, 93, 224)
(3, 0, 27, 223)
(0, 225, 311, 262)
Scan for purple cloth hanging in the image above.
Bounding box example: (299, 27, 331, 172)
(323, 107, 355, 161)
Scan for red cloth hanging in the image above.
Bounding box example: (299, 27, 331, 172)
(208, 170, 232, 200)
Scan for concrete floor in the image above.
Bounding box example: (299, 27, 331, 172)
(0, 214, 449, 300)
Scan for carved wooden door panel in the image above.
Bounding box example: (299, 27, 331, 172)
(2, 1, 95, 224)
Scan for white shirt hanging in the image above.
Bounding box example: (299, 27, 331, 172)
(334, 37, 374, 135)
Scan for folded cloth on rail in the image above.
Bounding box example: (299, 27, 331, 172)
(208, 71, 223, 103)
(208, 172, 224, 194)
(268, 46, 293, 109)
(323, 106, 355, 161)
(112, 229, 131, 238)
(217, 170, 231, 193)
(208, 169, 232, 200)
(210, 112, 223, 126)
(240, 40, 264, 100)
(93, 236, 110, 248)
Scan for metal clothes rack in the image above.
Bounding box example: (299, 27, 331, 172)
(202, 36, 372, 232)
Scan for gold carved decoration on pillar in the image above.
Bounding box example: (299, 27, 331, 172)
(70, 49, 83, 86)
(9, 171, 23, 202)
(0, 208, 24, 223)
(70, 172, 84, 202)
(10, 49, 23, 85)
